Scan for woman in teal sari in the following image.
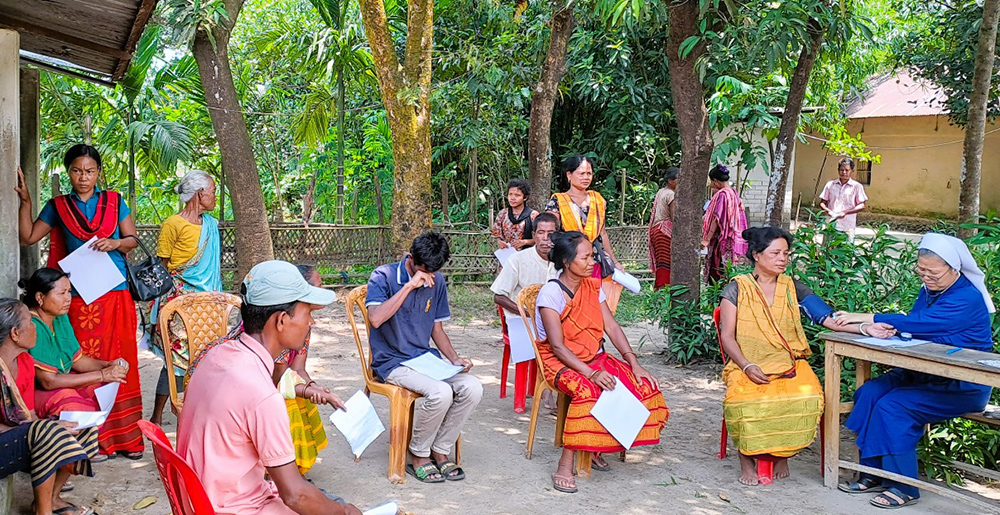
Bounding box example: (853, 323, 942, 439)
(148, 170, 222, 426)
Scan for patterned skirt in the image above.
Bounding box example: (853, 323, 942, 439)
(287, 397, 329, 474)
(34, 381, 100, 419)
(552, 353, 669, 453)
(0, 421, 98, 487)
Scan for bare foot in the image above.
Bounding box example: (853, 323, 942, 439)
(149, 416, 163, 426)
(738, 453, 759, 486)
(774, 458, 790, 479)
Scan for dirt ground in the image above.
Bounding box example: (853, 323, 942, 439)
(13, 293, 999, 515)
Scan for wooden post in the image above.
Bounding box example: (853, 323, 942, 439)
(823, 337, 841, 488)
(19, 66, 40, 279)
(0, 30, 21, 301)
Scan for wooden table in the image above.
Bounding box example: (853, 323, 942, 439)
(821, 331, 1000, 512)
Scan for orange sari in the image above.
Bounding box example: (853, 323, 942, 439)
(537, 278, 669, 452)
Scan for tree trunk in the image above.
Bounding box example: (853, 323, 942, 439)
(667, 1, 714, 300)
(441, 177, 449, 222)
(127, 108, 137, 221)
(191, 0, 274, 278)
(336, 68, 346, 224)
(358, 0, 435, 253)
(764, 20, 824, 227)
(468, 95, 479, 224)
(373, 165, 385, 225)
(527, 1, 576, 212)
(958, 0, 1000, 237)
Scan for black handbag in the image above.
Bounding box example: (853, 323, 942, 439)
(125, 236, 174, 301)
(592, 236, 615, 279)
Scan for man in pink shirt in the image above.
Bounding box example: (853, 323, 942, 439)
(178, 260, 361, 515)
(820, 157, 868, 242)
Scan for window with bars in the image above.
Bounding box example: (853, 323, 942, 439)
(855, 160, 873, 185)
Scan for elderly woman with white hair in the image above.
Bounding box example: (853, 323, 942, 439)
(833, 233, 996, 510)
(148, 170, 222, 426)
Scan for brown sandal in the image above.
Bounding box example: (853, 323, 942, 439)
(551, 473, 577, 493)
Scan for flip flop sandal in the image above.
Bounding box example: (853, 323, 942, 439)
(433, 460, 466, 481)
(870, 488, 918, 509)
(119, 451, 144, 460)
(591, 454, 611, 472)
(61, 480, 74, 492)
(551, 473, 578, 494)
(90, 454, 110, 463)
(838, 477, 886, 494)
(53, 504, 94, 515)
(406, 463, 445, 483)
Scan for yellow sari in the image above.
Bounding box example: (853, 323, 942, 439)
(722, 274, 823, 457)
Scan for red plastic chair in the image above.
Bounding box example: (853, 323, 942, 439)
(498, 306, 537, 413)
(712, 307, 824, 482)
(138, 420, 216, 515)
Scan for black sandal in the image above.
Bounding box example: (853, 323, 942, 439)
(591, 453, 610, 472)
(433, 459, 466, 481)
(870, 487, 918, 509)
(406, 463, 445, 483)
(838, 477, 886, 494)
(119, 450, 143, 460)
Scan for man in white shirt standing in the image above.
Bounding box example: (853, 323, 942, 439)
(490, 212, 559, 412)
(820, 157, 869, 242)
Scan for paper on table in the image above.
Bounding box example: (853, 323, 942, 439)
(400, 352, 465, 381)
(612, 269, 641, 294)
(494, 247, 517, 268)
(58, 236, 126, 304)
(363, 502, 399, 515)
(978, 360, 1000, 369)
(857, 337, 929, 348)
(329, 391, 386, 459)
(505, 316, 536, 364)
(59, 382, 120, 429)
(589, 378, 650, 450)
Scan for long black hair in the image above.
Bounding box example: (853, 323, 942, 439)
(63, 144, 103, 171)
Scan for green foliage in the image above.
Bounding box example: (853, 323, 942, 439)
(163, 0, 231, 49)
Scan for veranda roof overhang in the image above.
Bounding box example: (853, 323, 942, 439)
(0, 0, 158, 86)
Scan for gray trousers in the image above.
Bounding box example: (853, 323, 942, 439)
(385, 367, 483, 458)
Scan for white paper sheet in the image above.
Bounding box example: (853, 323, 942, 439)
(979, 360, 1000, 369)
(329, 391, 386, 459)
(363, 502, 399, 515)
(58, 236, 126, 304)
(857, 336, 929, 348)
(400, 352, 465, 381)
(494, 247, 517, 268)
(589, 378, 650, 450)
(59, 382, 120, 429)
(612, 269, 641, 294)
(505, 316, 536, 364)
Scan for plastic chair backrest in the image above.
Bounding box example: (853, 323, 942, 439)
(137, 420, 216, 515)
(516, 284, 551, 387)
(346, 286, 377, 387)
(712, 306, 729, 364)
(158, 292, 241, 409)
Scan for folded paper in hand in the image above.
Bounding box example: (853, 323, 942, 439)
(494, 247, 517, 268)
(329, 391, 385, 459)
(612, 269, 641, 294)
(59, 382, 120, 429)
(400, 352, 464, 381)
(589, 378, 650, 450)
(59, 236, 126, 305)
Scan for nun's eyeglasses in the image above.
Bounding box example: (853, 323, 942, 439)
(913, 267, 951, 282)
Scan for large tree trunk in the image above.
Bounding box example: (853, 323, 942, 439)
(764, 20, 824, 227)
(958, 0, 1000, 237)
(666, 1, 714, 300)
(191, 0, 274, 278)
(359, 0, 435, 253)
(527, 2, 576, 212)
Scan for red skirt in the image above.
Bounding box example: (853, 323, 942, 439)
(553, 353, 669, 453)
(648, 222, 671, 289)
(69, 290, 144, 454)
(35, 381, 100, 419)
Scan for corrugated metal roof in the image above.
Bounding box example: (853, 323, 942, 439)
(846, 72, 947, 119)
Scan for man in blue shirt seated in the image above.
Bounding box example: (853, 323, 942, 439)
(365, 232, 483, 483)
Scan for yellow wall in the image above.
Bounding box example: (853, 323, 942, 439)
(793, 116, 1000, 217)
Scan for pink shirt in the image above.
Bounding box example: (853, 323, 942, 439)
(177, 334, 297, 515)
(820, 178, 868, 232)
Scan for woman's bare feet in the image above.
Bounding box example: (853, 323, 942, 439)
(738, 453, 759, 486)
(774, 458, 790, 479)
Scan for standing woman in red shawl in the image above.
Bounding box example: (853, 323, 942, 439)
(15, 144, 145, 459)
(701, 164, 748, 284)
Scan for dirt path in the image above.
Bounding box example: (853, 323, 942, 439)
(14, 297, 997, 515)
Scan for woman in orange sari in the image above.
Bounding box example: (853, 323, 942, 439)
(545, 156, 624, 311)
(16, 145, 144, 459)
(535, 231, 668, 493)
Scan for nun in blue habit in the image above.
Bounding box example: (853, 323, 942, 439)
(832, 232, 996, 509)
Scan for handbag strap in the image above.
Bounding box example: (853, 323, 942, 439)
(126, 235, 157, 262)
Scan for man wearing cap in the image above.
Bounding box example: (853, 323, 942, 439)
(367, 232, 483, 483)
(178, 260, 361, 515)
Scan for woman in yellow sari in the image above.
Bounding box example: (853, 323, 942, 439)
(536, 231, 668, 493)
(544, 156, 623, 311)
(718, 226, 839, 486)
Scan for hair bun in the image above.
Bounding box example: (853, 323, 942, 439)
(16, 279, 27, 289)
(741, 228, 756, 240)
(174, 183, 183, 194)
